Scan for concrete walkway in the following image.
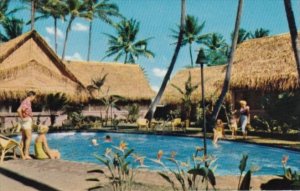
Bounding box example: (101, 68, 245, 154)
(0, 159, 280, 191)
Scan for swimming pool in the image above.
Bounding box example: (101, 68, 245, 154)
(19, 132, 300, 175)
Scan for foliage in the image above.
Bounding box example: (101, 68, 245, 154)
(282, 156, 300, 190)
(171, 71, 199, 121)
(44, 93, 69, 126)
(261, 92, 300, 132)
(0, 16, 24, 42)
(231, 28, 250, 44)
(87, 142, 136, 191)
(250, 28, 270, 39)
(172, 15, 209, 67)
(203, 33, 229, 66)
(126, 103, 140, 123)
(104, 18, 154, 64)
(237, 154, 260, 190)
(101, 94, 124, 126)
(62, 103, 85, 127)
(152, 147, 217, 191)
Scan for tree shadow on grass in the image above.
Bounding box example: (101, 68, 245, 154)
(0, 167, 59, 191)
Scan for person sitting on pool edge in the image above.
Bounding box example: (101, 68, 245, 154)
(213, 119, 225, 145)
(104, 135, 112, 142)
(35, 125, 60, 159)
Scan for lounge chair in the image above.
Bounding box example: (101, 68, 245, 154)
(136, 118, 149, 130)
(0, 134, 24, 162)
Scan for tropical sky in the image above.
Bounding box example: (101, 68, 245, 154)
(5, 0, 300, 92)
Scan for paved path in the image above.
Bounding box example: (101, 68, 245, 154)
(0, 159, 279, 191)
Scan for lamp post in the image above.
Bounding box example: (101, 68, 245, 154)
(196, 48, 208, 162)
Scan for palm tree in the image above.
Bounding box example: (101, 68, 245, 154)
(62, 0, 88, 60)
(0, 17, 24, 42)
(103, 19, 154, 64)
(45, 93, 69, 126)
(210, 0, 244, 128)
(172, 15, 208, 67)
(1, 0, 22, 42)
(20, 0, 41, 30)
(85, 0, 123, 61)
(284, 0, 300, 81)
(232, 28, 250, 44)
(250, 28, 270, 39)
(145, 0, 186, 122)
(35, 0, 68, 53)
(204, 33, 229, 66)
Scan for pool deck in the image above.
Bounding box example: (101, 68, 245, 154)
(0, 129, 299, 190)
(0, 159, 279, 191)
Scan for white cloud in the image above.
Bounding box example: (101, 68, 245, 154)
(65, 52, 83, 61)
(151, 85, 159, 92)
(45, 26, 64, 39)
(72, 22, 88, 32)
(152, 68, 167, 77)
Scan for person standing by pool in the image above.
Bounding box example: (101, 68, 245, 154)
(239, 100, 250, 139)
(17, 91, 36, 159)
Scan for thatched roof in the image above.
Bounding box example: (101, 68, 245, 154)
(161, 65, 226, 105)
(65, 61, 155, 101)
(0, 30, 87, 102)
(229, 33, 300, 91)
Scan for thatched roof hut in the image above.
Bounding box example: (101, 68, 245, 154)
(0, 30, 86, 102)
(229, 33, 300, 91)
(65, 61, 155, 102)
(161, 65, 226, 105)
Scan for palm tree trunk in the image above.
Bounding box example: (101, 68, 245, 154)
(31, 0, 35, 30)
(87, 21, 93, 61)
(145, 0, 186, 122)
(124, 52, 128, 64)
(284, 0, 300, 82)
(54, 18, 58, 53)
(189, 43, 193, 67)
(210, 0, 244, 127)
(62, 17, 74, 60)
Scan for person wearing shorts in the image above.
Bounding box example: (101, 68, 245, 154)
(17, 91, 36, 159)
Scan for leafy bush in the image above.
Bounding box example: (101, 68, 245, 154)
(127, 104, 140, 123)
(87, 142, 136, 191)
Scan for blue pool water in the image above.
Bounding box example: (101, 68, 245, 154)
(18, 132, 300, 175)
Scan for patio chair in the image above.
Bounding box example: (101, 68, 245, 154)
(136, 118, 149, 130)
(0, 134, 24, 163)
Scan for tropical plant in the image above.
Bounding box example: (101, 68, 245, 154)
(0, 16, 24, 42)
(127, 103, 140, 123)
(34, 0, 68, 53)
(145, 0, 186, 122)
(261, 92, 300, 131)
(171, 71, 199, 125)
(249, 28, 270, 39)
(101, 94, 124, 126)
(210, 0, 244, 130)
(0, 0, 22, 23)
(85, 0, 123, 61)
(153, 147, 217, 191)
(103, 18, 154, 64)
(204, 33, 229, 66)
(87, 142, 135, 191)
(44, 93, 69, 126)
(237, 154, 259, 190)
(231, 28, 250, 44)
(62, 0, 88, 60)
(20, 0, 42, 30)
(172, 15, 209, 67)
(62, 103, 85, 127)
(284, 0, 300, 80)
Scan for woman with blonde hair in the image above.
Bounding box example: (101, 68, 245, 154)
(239, 100, 250, 139)
(35, 125, 60, 159)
